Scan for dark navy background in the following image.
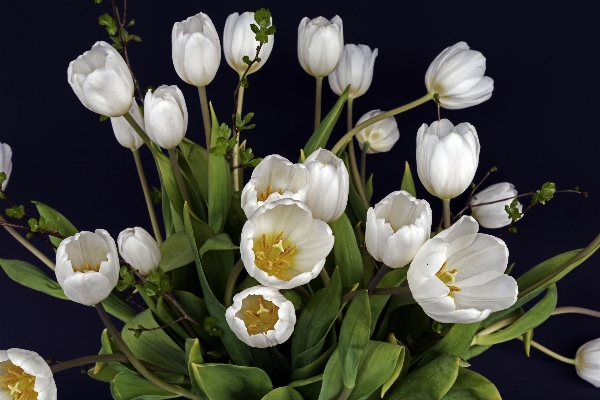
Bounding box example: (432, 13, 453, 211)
(1, 1, 599, 398)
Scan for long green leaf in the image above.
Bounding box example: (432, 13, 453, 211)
(208, 104, 232, 234)
(32, 201, 78, 247)
(330, 214, 363, 288)
(416, 323, 480, 369)
(199, 233, 237, 303)
(192, 363, 273, 400)
(153, 144, 185, 225)
(400, 161, 417, 198)
(338, 290, 370, 389)
(179, 138, 209, 204)
(159, 231, 195, 272)
(385, 355, 459, 399)
(110, 372, 179, 400)
(441, 368, 501, 400)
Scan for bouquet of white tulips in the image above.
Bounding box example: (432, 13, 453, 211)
(1, 3, 599, 400)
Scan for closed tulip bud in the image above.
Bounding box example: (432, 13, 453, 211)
(425, 42, 494, 109)
(172, 13, 221, 87)
(303, 148, 349, 223)
(355, 110, 400, 154)
(117, 227, 161, 276)
(0, 142, 13, 191)
(470, 182, 523, 229)
(328, 44, 378, 99)
(576, 338, 600, 387)
(0, 348, 57, 400)
(55, 230, 120, 306)
(110, 99, 144, 150)
(297, 16, 344, 78)
(416, 119, 480, 200)
(224, 12, 274, 75)
(67, 41, 134, 117)
(144, 85, 188, 149)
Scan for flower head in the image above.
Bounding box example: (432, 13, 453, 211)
(470, 182, 522, 229)
(144, 85, 188, 149)
(0, 142, 12, 191)
(328, 44, 378, 99)
(297, 16, 344, 78)
(576, 338, 600, 387)
(0, 348, 57, 400)
(355, 110, 400, 154)
(110, 99, 144, 150)
(117, 227, 161, 276)
(224, 12, 274, 75)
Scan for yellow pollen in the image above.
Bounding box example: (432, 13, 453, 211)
(435, 262, 460, 295)
(73, 261, 100, 273)
(253, 232, 297, 281)
(236, 295, 280, 336)
(0, 363, 38, 400)
(258, 185, 283, 202)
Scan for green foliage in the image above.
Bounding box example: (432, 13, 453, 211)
(0, 172, 7, 187)
(150, 186, 162, 204)
(386, 355, 459, 399)
(303, 86, 349, 158)
(158, 231, 194, 272)
(209, 123, 237, 156)
(116, 266, 135, 291)
(235, 112, 256, 131)
(283, 290, 303, 310)
(99, 13, 117, 35)
(204, 317, 222, 337)
(401, 161, 417, 197)
(33, 201, 78, 246)
(532, 181, 556, 205)
(262, 387, 304, 400)
(240, 147, 262, 168)
(240, 77, 250, 88)
(110, 372, 179, 400)
(94, 0, 102, 3)
(251, 8, 276, 44)
(192, 364, 273, 400)
(338, 291, 370, 389)
(330, 214, 363, 288)
(441, 368, 501, 400)
(504, 199, 522, 221)
(99, 114, 109, 122)
(142, 268, 173, 297)
(5, 205, 25, 219)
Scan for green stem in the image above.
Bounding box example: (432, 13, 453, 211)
(552, 306, 600, 318)
(314, 77, 323, 130)
(232, 83, 245, 192)
(0, 214, 55, 270)
(516, 335, 575, 365)
(224, 259, 245, 308)
(168, 149, 192, 206)
(474, 316, 520, 339)
(50, 354, 172, 374)
(442, 199, 451, 229)
(331, 93, 434, 154)
(367, 264, 389, 295)
(123, 112, 152, 149)
(132, 150, 163, 245)
(345, 98, 369, 208)
(319, 267, 330, 287)
(360, 142, 370, 190)
(197, 86, 212, 149)
(337, 386, 354, 400)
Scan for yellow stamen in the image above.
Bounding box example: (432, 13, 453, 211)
(435, 262, 461, 295)
(0, 363, 38, 400)
(258, 185, 284, 202)
(73, 261, 100, 273)
(253, 232, 297, 281)
(236, 295, 280, 336)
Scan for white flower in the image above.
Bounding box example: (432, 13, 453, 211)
(365, 191, 432, 269)
(425, 42, 494, 109)
(328, 44, 378, 99)
(172, 13, 221, 87)
(224, 12, 274, 75)
(241, 155, 309, 220)
(355, 110, 400, 154)
(67, 41, 134, 117)
(416, 119, 480, 200)
(55, 230, 119, 306)
(576, 338, 600, 387)
(303, 148, 349, 223)
(297, 16, 344, 78)
(117, 227, 161, 276)
(110, 99, 144, 150)
(241, 199, 334, 289)
(0, 142, 12, 191)
(144, 85, 188, 149)
(470, 182, 522, 229)
(0, 348, 57, 400)
(225, 286, 296, 348)
(407, 216, 518, 324)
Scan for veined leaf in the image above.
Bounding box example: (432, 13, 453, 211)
(192, 363, 273, 400)
(159, 231, 194, 272)
(330, 214, 363, 288)
(338, 291, 370, 389)
(441, 368, 501, 400)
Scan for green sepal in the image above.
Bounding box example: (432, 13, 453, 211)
(191, 363, 273, 400)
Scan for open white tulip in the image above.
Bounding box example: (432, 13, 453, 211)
(240, 199, 334, 289)
(225, 286, 296, 348)
(416, 119, 480, 200)
(303, 148, 349, 223)
(0, 142, 12, 191)
(117, 227, 161, 276)
(241, 155, 309, 219)
(355, 110, 400, 154)
(0, 348, 57, 400)
(407, 216, 518, 324)
(224, 12, 274, 75)
(328, 44, 378, 99)
(110, 99, 144, 150)
(425, 41, 494, 109)
(172, 13, 221, 87)
(365, 191, 432, 269)
(297, 16, 344, 78)
(144, 85, 188, 149)
(576, 338, 600, 387)
(471, 182, 522, 229)
(55, 230, 119, 306)
(67, 41, 134, 117)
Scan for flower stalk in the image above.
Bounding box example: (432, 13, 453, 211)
(314, 77, 323, 130)
(131, 150, 163, 245)
(0, 214, 55, 270)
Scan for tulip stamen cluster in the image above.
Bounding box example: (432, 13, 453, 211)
(253, 232, 297, 281)
(435, 263, 460, 292)
(73, 261, 101, 273)
(257, 185, 283, 202)
(237, 295, 280, 335)
(0, 362, 36, 399)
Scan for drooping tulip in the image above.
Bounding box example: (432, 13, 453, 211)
(576, 338, 600, 387)
(117, 227, 161, 276)
(0, 348, 57, 400)
(0, 142, 12, 191)
(470, 182, 522, 229)
(297, 16, 344, 78)
(144, 85, 188, 149)
(110, 99, 144, 150)
(355, 110, 400, 154)
(328, 44, 378, 99)
(223, 11, 274, 75)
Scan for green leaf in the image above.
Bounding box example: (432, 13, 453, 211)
(87, 362, 118, 382)
(0, 258, 67, 300)
(5, 205, 25, 219)
(208, 105, 232, 234)
(365, 174, 374, 202)
(385, 355, 459, 399)
(179, 139, 209, 204)
(110, 372, 178, 400)
(290, 344, 337, 382)
(330, 214, 363, 288)
(152, 146, 185, 227)
(531, 181, 556, 205)
(338, 291, 370, 388)
(504, 198, 522, 221)
(262, 387, 303, 400)
(191, 363, 273, 400)
(441, 368, 501, 400)
(32, 201, 78, 246)
(249, 347, 292, 388)
(416, 323, 480, 369)
(381, 343, 408, 397)
(199, 233, 237, 303)
(343, 154, 367, 225)
(401, 161, 417, 198)
(368, 268, 407, 336)
(156, 297, 189, 340)
(98, 13, 118, 35)
(158, 231, 195, 272)
(173, 290, 220, 347)
(0, 172, 6, 187)
(186, 338, 204, 395)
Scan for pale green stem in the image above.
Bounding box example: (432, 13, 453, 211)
(319, 268, 330, 287)
(168, 149, 191, 206)
(552, 306, 600, 318)
(360, 142, 370, 190)
(331, 93, 434, 154)
(50, 354, 171, 374)
(0, 214, 55, 270)
(232, 83, 245, 192)
(442, 199, 451, 229)
(516, 335, 576, 365)
(224, 259, 245, 308)
(197, 86, 212, 149)
(314, 77, 323, 130)
(123, 113, 152, 149)
(337, 386, 354, 400)
(346, 98, 369, 208)
(472, 316, 520, 343)
(131, 150, 163, 245)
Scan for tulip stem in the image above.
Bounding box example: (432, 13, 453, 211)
(314, 77, 323, 130)
(442, 199, 452, 229)
(132, 149, 163, 245)
(123, 112, 152, 149)
(367, 264, 389, 295)
(168, 149, 192, 207)
(232, 84, 245, 192)
(319, 268, 330, 287)
(224, 259, 245, 308)
(95, 303, 203, 400)
(50, 354, 172, 374)
(515, 335, 575, 365)
(360, 142, 370, 190)
(552, 306, 600, 318)
(0, 214, 55, 270)
(345, 98, 370, 208)
(198, 86, 212, 149)
(331, 92, 434, 155)
(337, 386, 354, 400)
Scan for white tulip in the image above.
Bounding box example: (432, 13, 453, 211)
(110, 99, 144, 150)
(55, 230, 119, 306)
(303, 148, 349, 223)
(0, 348, 57, 400)
(67, 41, 134, 117)
(425, 41, 494, 109)
(172, 13, 221, 87)
(144, 85, 188, 149)
(407, 216, 518, 324)
(225, 285, 296, 348)
(241, 155, 309, 219)
(365, 191, 432, 269)
(355, 110, 400, 154)
(297, 16, 344, 78)
(117, 227, 161, 276)
(470, 182, 522, 229)
(241, 199, 334, 289)
(224, 12, 274, 75)
(0, 142, 12, 191)
(328, 44, 378, 99)
(576, 338, 600, 387)
(416, 119, 480, 200)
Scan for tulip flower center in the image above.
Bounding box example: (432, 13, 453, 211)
(435, 262, 461, 293)
(73, 261, 101, 273)
(253, 232, 297, 281)
(0, 362, 38, 400)
(236, 295, 280, 335)
(257, 185, 283, 202)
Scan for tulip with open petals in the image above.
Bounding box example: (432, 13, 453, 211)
(0, 348, 57, 400)
(328, 44, 378, 99)
(297, 16, 344, 78)
(471, 182, 522, 229)
(117, 227, 161, 276)
(355, 110, 400, 154)
(144, 85, 188, 149)
(110, 99, 144, 150)
(576, 338, 600, 387)
(224, 12, 274, 75)
(0, 142, 12, 191)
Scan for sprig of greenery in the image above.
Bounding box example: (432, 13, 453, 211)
(210, 123, 237, 156)
(505, 199, 523, 221)
(5, 205, 25, 219)
(143, 268, 173, 297)
(531, 182, 556, 205)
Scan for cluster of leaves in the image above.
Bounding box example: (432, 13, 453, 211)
(505, 199, 523, 221)
(532, 181, 556, 205)
(203, 317, 223, 337)
(210, 121, 262, 168)
(4, 200, 59, 240)
(238, 9, 276, 89)
(98, 13, 140, 51)
(210, 123, 237, 156)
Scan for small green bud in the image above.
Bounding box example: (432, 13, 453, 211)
(242, 55, 251, 65)
(5, 205, 25, 219)
(431, 320, 443, 334)
(509, 226, 518, 234)
(204, 317, 222, 337)
(532, 182, 556, 205)
(150, 187, 162, 204)
(127, 19, 136, 27)
(491, 166, 498, 172)
(28, 218, 40, 232)
(240, 77, 249, 88)
(26, 233, 34, 240)
(99, 114, 109, 122)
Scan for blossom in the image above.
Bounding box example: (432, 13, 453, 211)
(328, 44, 378, 99)
(297, 16, 344, 78)
(416, 119, 480, 200)
(0, 348, 57, 400)
(365, 191, 432, 269)
(110, 99, 144, 150)
(172, 13, 221, 87)
(144, 85, 188, 149)
(223, 12, 274, 75)
(407, 216, 518, 324)
(225, 286, 296, 348)
(470, 182, 522, 229)
(355, 110, 400, 154)
(240, 199, 334, 289)
(55, 230, 120, 306)
(425, 42, 494, 109)
(117, 227, 161, 276)
(576, 338, 600, 387)
(67, 41, 134, 117)
(0, 142, 12, 191)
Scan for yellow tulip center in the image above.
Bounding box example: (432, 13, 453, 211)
(73, 261, 100, 273)
(435, 262, 460, 294)
(253, 232, 297, 281)
(0, 362, 38, 400)
(258, 185, 283, 202)
(236, 295, 280, 335)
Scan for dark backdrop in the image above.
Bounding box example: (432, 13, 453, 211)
(1, 1, 599, 398)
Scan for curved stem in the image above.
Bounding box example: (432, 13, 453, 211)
(345, 98, 369, 208)
(475, 316, 520, 338)
(224, 259, 245, 308)
(516, 335, 575, 365)
(319, 268, 330, 287)
(123, 112, 152, 149)
(552, 306, 600, 318)
(168, 149, 192, 206)
(197, 86, 212, 149)
(132, 150, 163, 245)
(367, 264, 389, 295)
(232, 84, 245, 192)
(50, 354, 172, 374)
(360, 142, 370, 190)
(0, 214, 55, 270)
(442, 199, 451, 229)
(314, 77, 323, 130)
(337, 386, 353, 400)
